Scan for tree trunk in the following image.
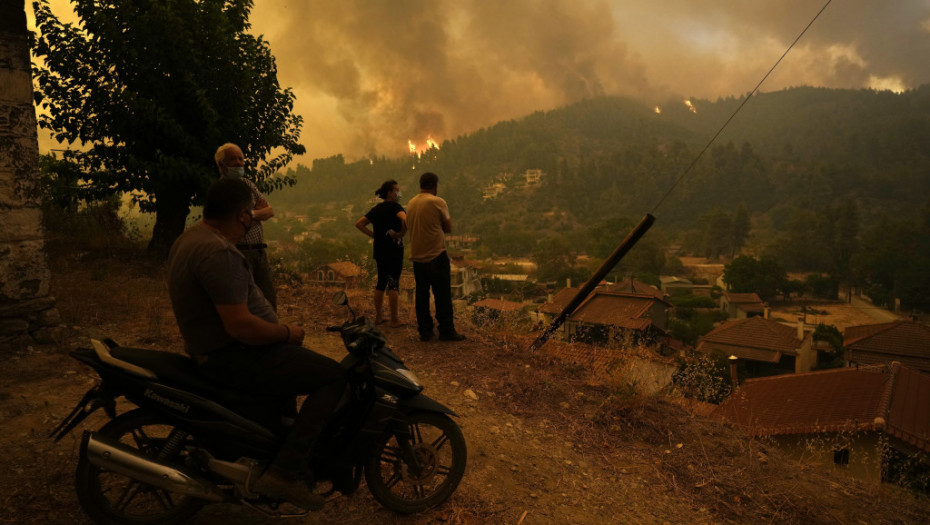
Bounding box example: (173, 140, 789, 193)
(147, 189, 191, 259)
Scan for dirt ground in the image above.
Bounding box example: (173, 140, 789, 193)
(2, 255, 929, 524)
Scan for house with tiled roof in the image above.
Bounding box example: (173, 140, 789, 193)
(310, 261, 364, 288)
(713, 363, 930, 484)
(844, 320, 930, 374)
(449, 254, 482, 298)
(659, 275, 694, 296)
(696, 316, 815, 375)
(602, 279, 667, 300)
(537, 286, 671, 347)
(720, 292, 766, 319)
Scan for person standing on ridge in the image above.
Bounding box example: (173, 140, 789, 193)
(405, 172, 466, 342)
(214, 142, 277, 310)
(356, 179, 407, 327)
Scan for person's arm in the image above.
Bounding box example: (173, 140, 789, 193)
(214, 302, 305, 345)
(392, 210, 407, 239)
(252, 196, 274, 221)
(355, 216, 374, 238)
(438, 199, 452, 233)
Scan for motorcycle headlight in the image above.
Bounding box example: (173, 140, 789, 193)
(395, 368, 422, 388)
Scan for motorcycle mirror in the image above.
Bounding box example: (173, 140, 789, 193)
(332, 291, 348, 306)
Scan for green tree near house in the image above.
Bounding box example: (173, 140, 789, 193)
(31, 0, 304, 256)
(722, 255, 786, 301)
(812, 323, 844, 370)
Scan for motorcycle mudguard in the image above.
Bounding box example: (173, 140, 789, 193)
(399, 393, 458, 417)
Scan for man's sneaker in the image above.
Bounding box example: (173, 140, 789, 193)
(252, 465, 325, 511)
(439, 332, 467, 341)
(419, 332, 434, 342)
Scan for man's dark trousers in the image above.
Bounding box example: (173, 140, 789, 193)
(413, 251, 454, 337)
(198, 343, 346, 476)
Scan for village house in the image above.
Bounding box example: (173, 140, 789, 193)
(696, 316, 815, 376)
(537, 284, 671, 347)
(602, 279, 667, 300)
(450, 254, 482, 299)
(446, 234, 480, 251)
(844, 320, 930, 373)
(720, 291, 766, 319)
(309, 261, 363, 288)
(713, 363, 930, 487)
(482, 182, 506, 200)
(659, 275, 694, 296)
(523, 168, 544, 186)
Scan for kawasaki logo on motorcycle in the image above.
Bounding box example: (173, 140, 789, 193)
(144, 388, 191, 414)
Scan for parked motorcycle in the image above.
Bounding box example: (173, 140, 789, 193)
(51, 292, 467, 524)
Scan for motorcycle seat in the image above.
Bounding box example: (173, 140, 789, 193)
(107, 345, 284, 410)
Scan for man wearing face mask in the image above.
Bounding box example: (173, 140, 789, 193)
(167, 178, 345, 510)
(215, 142, 277, 310)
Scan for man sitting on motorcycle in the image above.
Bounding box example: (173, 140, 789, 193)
(167, 177, 345, 510)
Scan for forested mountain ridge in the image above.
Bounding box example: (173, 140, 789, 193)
(276, 85, 930, 225)
(269, 86, 930, 309)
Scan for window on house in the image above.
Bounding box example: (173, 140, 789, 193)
(317, 271, 324, 280)
(327, 271, 335, 281)
(834, 448, 850, 466)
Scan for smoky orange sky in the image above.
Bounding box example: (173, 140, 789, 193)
(34, 0, 930, 163)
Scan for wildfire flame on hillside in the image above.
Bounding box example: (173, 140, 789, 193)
(684, 100, 697, 113)
(408, 136, 441, 155)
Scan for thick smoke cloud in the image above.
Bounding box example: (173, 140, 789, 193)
(252, 0, 653, 159)
(38, 0, 930, 160)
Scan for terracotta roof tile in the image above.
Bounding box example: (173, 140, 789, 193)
(602, 280, 666, 300)
(724, 292, 764, 304)
(325, 261, 362, 277)
(698, 317, 805, 354)
(714, 366, 893, 436)
(713, 363, 930, 453)
(844, 321, 930, 362)
(536, 287, 662, 331)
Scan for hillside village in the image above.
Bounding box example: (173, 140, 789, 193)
(280, 216, 930, 494)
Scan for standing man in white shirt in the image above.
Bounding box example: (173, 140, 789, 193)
(405, 172, 466, 342)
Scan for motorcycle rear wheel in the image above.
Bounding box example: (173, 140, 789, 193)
(75, 409, 205, 525)
(366, 411, 467, 514)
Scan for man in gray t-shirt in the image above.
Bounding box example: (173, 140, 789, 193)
(168, 223, 276, 357)
(167, 178, 343, 510)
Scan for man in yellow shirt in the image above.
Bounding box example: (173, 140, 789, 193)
(405, 172, 466, 342)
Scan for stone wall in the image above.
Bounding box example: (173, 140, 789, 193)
(0, 3, 61, 351)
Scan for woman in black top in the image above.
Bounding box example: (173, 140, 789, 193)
(355, 180, 407, 326)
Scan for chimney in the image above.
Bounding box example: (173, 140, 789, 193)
(729, 355, 739, 390)
(566, 278, 571, 288)
(763, 305, 769, 319)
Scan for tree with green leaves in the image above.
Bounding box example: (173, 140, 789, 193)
(32, 0, 304, 256)
(723, 255, 786, 301)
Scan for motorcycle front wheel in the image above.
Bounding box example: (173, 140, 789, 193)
(366, 411, 467, 514)
(75, 409, 205, 525)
